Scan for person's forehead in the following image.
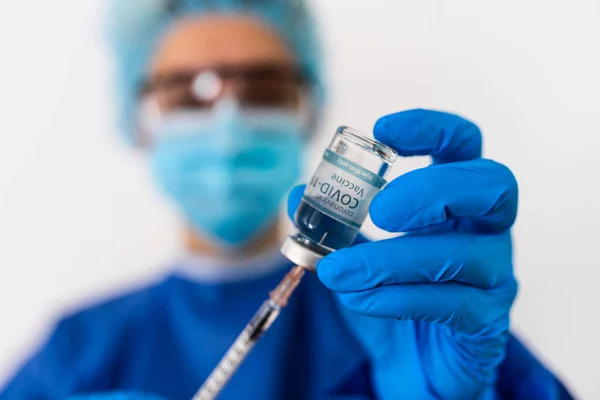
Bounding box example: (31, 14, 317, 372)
(150, 14, 296, 75)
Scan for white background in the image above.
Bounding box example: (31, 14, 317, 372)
(1, 0, 599, 398)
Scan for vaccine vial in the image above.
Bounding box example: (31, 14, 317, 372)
(281, 126, 397, 269)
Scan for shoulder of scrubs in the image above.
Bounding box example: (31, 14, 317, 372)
(0, 278, 168, 400)
(496, 334, 575, 399)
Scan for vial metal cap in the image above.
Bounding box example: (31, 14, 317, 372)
(280, 236, 324, 270)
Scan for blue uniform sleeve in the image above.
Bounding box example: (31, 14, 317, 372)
(324, 333, 574, 400)
(497, 334, 574, 399)
(67, 393, 167, 400)
(1, 311, 124, 400)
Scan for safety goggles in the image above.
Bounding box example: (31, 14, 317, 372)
(139, 63, 309, 113)
(136, 64, 312, 146)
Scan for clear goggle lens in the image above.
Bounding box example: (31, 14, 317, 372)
(136, 64, 312, 145)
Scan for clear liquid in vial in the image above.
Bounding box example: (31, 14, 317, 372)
(294, 199, 359, 253)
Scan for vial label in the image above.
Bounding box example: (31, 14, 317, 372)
(303, 150, 386, 228)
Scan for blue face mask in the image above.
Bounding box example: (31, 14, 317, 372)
(150, 100, 305, 248)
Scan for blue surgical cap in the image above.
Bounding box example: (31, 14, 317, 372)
(105, 0, 324, 142)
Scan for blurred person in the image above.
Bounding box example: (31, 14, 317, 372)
(1, 1, 574, 399)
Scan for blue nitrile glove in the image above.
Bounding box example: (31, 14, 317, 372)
(289, 109, 519, 399)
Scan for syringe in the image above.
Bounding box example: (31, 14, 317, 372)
(192, 265, 306, 400)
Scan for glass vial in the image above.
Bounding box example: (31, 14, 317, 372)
(281, 126, 397, 269)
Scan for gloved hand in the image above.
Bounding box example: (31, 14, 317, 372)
(289, 109, 519, 399)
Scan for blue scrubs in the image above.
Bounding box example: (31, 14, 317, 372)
(1, 258, 572, 399)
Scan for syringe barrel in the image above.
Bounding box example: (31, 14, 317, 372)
(192, 300, 280, 400)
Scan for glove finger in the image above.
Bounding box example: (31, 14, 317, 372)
(401, 220, 458, 235)
(336, 281, 516, 334)
(287, 184, 306, 221)
(370, 159, 518, 234)
(317, 232, 512, 292)
(374, 109, 482, 164)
